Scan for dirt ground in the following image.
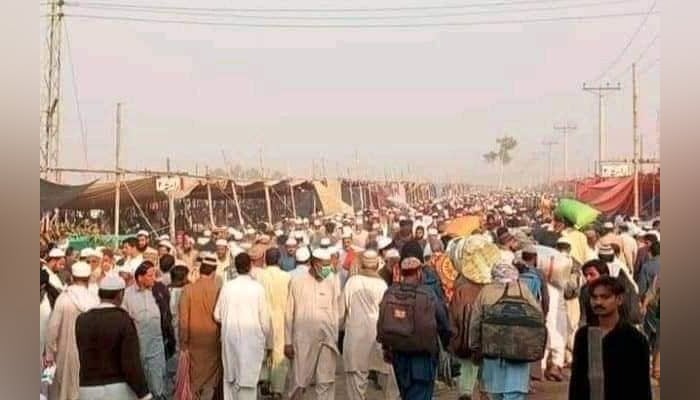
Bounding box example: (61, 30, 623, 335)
(295, 358, 661, 400)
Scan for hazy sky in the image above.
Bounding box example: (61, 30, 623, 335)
(41, 0, 661, 186)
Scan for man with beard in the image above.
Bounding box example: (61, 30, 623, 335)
(176, 233, 199, 270)
(568, 276, 652, 400)
(137, 230, 156, 255)
(280, 237, 298, 272)
(43, 248, 67, 292)
(214, 239, 234, 283)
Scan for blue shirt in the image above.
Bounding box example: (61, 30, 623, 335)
(280, 254, 297, 272)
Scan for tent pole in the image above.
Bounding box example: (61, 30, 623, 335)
(264, 183, 273, 225)
(231, 181, 244, 227)
(289, 181, 297, 218)
(207, 180, 215, 228)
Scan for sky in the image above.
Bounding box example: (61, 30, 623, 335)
(40, 0, 661, 187)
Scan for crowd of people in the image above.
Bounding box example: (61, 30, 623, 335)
(39, 193, 660, 400)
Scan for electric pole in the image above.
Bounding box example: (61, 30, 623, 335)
(554, 122, 577, 182)
(632, 64, 640, 218)
(583, 82, 621, 175)
(258, 146, 265, 179)
(543, 139, 558, 187)
(41, 0, 65, 181)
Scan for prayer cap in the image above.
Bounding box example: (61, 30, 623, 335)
(295, 247, 311, 263)
(71, 261, 91, 278)
(137, 230, 149, 237)
(99, 275, 126, 291)
(312, 248, 331, 262)
(361, 250, 380, 269)
(215, 239, 228, 247)
(285, 238, 298, 246)
(48, 248, 65, 259)
(377, 236, 392, 251)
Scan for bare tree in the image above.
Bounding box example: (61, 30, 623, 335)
(483, 136, 518, 190)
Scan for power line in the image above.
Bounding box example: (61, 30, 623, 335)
(62, 18, 91, 172)
(588, 0, 657, 83)
(63, 11, 660, 28)
(611, 32, 659, 81)
(63, 0, 633, 13)
(63, 0, 642, 20)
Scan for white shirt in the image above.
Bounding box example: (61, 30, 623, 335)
(42, 266, 64, 292)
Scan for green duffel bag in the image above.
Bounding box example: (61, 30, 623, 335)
(555, 198, 601, 230)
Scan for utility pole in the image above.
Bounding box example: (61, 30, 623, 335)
(583, 82, 621, 175)
(41, 0, 64, 182)
(321, 157, 327, 180)
(543, 139, 558, 187)
(258, 145, 265, 179)
(632, 64, 640, 218)
(167, 157, 175, 241)
(114, 103, 122, 239)
(554, 122, 577, 182)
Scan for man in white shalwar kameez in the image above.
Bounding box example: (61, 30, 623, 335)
(44, 262, 100, 400)
(284, 248, 341, 400)
(340, 250, 399, 400)
(214, 252, 272, 400)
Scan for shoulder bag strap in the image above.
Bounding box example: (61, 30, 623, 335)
(587, 326, 605, 400)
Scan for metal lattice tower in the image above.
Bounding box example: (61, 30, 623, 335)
(40, 1, 64, 181)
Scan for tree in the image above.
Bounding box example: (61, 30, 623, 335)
(483, 135, 518, 190)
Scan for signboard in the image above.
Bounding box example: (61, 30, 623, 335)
(601, 163, 632, 178)
(156, 176, 181, 193)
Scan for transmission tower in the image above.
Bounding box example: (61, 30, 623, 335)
(40, 1, 64, 181)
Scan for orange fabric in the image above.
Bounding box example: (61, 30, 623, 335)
(433, 254, 459, 303)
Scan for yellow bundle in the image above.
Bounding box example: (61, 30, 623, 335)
(446, 234, 500, 284)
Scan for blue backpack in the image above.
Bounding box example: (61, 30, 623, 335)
(519, 269, 543, 302)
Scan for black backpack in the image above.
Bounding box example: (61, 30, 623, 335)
(377, 284, 439, 355)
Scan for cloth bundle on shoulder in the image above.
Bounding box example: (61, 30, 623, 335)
(446, 234, 500, 285)
(555, 198, 600, 230)
(516, 245, 574, 290)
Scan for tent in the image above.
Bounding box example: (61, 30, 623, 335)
(40, 179, 96, 212)
(575, 173, 660, 217)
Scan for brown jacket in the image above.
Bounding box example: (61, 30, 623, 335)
(447, 276, 485, 358)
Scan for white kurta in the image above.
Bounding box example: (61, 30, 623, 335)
(43, 265, 65, 292)
(45, 285, 100, 400)
(339, 274, 390, 374)
(214, 274, 272, 389)
(285, 271, 341, 393)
